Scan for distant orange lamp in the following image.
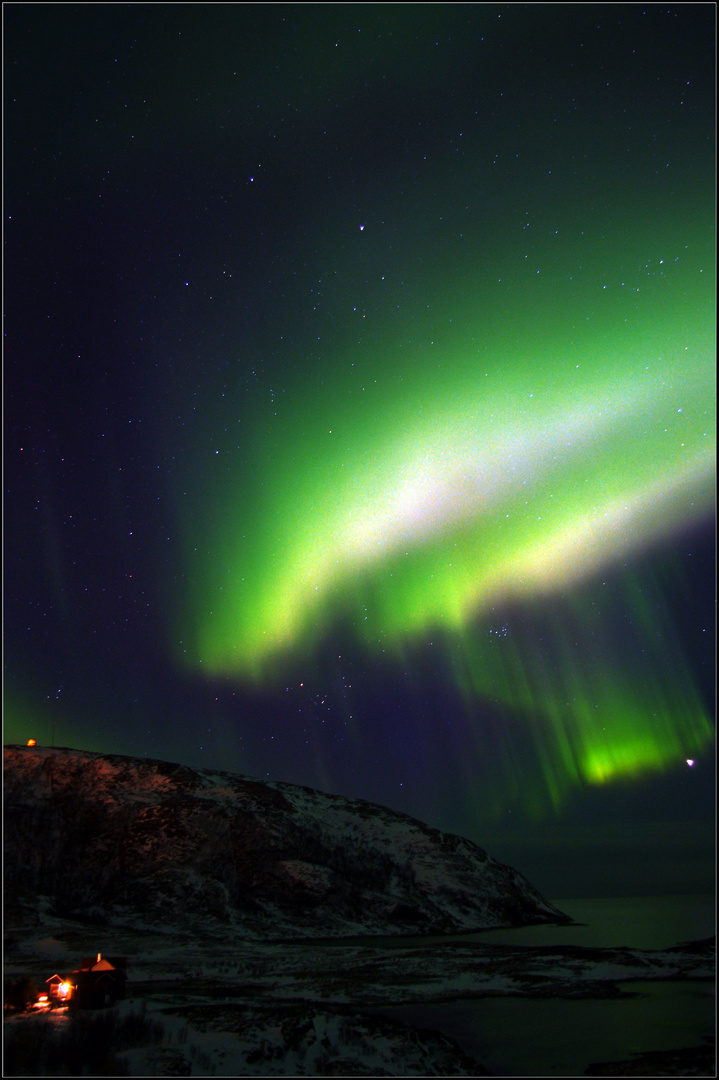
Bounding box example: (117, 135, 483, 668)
(27, 739, 37, 747)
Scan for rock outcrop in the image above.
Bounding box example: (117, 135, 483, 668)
(4, 745, 571, 939)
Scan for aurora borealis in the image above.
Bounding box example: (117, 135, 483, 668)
(177, 254, 714, 681)
(4, 3, 715, 896)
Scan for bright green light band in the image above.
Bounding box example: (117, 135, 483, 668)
(176, 326, 714, 677)
(172, 217, 715, 801)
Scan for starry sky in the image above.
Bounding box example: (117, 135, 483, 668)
(4, 3, 715, 899)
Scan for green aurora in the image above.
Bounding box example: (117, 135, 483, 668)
(171, 176, 715, 814)
(4, 2, 715, 856)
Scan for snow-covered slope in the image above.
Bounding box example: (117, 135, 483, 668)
(4, 745, 570, 939)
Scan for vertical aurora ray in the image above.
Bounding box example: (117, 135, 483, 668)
(171, 191, 715, 812)
(441, 563, 714, 816)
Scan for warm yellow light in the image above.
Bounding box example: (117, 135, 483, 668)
(27, 739, 37, 747)
(58, 982, 71, 997)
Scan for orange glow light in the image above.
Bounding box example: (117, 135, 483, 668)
(58, 982, 71, 997)
(27, 739, 37, 746)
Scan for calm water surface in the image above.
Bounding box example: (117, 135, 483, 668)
(476, 893, 716, 949)
(379, 981, 715, 1077)
(371, 895, 715, 1077)
(304, 893, 715, 951)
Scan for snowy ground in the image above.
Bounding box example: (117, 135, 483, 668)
(4, 912, 714, 1076)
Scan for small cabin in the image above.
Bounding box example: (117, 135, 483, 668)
(46, 953, 127, 1008)
(46, 974, 74, 1004)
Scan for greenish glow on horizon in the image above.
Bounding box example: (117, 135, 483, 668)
(443, 566, 714, 811)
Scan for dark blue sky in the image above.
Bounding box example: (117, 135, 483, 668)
(4, 4, 715, 899)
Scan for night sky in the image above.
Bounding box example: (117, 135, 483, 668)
(5, 3, 715, 899)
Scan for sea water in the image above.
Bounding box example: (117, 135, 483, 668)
(382, 980, 715, 1077)
(298, 893, 716, 952)
(372, 895, 715, 1077)
(476, 893, 716, 950)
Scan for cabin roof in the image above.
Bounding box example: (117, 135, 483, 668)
(80, 955, 127, 972)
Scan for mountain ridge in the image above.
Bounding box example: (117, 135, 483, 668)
(4, 744, 571, 939)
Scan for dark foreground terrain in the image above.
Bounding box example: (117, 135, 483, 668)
(4, 915, 714, 1076)
(4, 747, 715, 1074)
(585, 1036, 716, 1077)
(4, 745, 570, 940)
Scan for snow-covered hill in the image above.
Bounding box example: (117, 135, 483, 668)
(4, 745, 570, 939)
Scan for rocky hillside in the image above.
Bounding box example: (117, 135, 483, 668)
(4, 745, 570, 939)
